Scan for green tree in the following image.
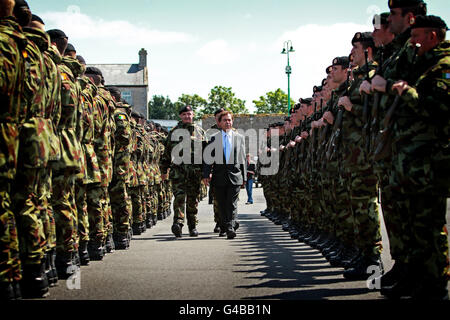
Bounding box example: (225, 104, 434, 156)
(174, 94, 207, 120)
(201, 86, 248, 116)
(253, 88, 295, 114)
(148, 95, 178, 120)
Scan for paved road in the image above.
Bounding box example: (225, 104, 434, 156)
(43, 187, 449, 300)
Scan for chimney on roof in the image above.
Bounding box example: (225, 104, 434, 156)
(139, 48, 147, 69)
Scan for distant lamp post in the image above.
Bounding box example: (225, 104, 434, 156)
(281, 40, 295, 114)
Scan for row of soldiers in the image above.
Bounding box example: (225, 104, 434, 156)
(0, 0, 172, 300)
(259, 0, 449, 300)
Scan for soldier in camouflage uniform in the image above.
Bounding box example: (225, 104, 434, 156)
(368, 13, 449, 299)
(359, 0, 428, 297)
(107, 88, 133, 249)
(76, 56, 102, 265)
(0, 0, 27, 300)
(28, 14, 62, 288)
(46, 28, 84, 279)
(84, 67, 108, 260)
(161, 106, 206, 238)
(11, 2, 51, 298)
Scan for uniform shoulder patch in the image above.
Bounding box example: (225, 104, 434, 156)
(61, 72, 69, 81)
(117, 114, 127, 120)
(443, 70, 450, 79)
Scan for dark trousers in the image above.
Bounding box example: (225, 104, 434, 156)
(214, 185, 240, 232)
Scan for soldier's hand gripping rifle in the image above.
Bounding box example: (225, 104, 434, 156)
(327, 67, 351, 161)
(373, 43, 421, 161)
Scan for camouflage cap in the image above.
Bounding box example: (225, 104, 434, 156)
(388, 0, 424, 9)
(332, 56, 350, 68)
(411, 15, 448, 30)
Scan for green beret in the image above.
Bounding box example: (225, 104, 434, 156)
(313, 85, 323, 93)
(411, 15, 448, 30)
(372, 12, 390, 27)
(325, 65, 332, 74)
(178, 105, 193, 114)
(388, 0, 424, 9)
(332, 56, 349, 68)
(352, 32, 375, 47)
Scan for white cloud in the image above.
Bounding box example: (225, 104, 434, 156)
(273, 23, 371, 99)
(40, 6, 196, 46)
(196, 39, 239, 65)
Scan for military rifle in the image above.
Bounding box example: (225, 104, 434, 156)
(374, 43, 421, 161)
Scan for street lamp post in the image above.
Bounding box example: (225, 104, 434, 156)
(281, 40, 295, 114)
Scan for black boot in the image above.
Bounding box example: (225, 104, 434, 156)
(87, 241, 104, 261)
(343, 255, 384, 281)
(132, 223, 142, 236)
(78, 241, 90, 266)
(171, 223, 183, 237)
(105, 234, 115, 253)
(0, 282, 15, 300)
(21, 262, 50, 298)
(213, 223, 221, 233)
(113, 233, 129, 250)
(47, 249, 58, 287)
(55, 251, 75, 280)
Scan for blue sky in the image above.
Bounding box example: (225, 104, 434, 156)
(30, 0, 450, 112)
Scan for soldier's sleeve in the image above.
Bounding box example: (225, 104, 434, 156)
(159, 132, 172, 174)
(113, 112, 131, 152)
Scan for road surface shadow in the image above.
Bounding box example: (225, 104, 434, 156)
(231, 213, 374, 300)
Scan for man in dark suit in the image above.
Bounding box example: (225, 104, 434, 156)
(203, 111, 246, 239)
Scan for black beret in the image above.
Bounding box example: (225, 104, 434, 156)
(372, 12, 390, 27)
(107, 87, 121, 100)
(313, 85, 323, 93)
(178, 105, 193, 114)
(14, 0, 29, 8)
(65, 43, 76, 53)
(131, 111, 140, 118)
(31, 14, 45, 25)
(332, 56, 349, 68)
(325, 65, 332, 74)
(388, 0, 424, 9)
(352, 32, 375, 47)
(47, 29, 68, 41)
(299, 98, 312, 105)
(411, 15, 448, 30)
(85, 67, 103, 76)
(76, 55, 86, 65)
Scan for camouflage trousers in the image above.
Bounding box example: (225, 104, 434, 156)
(39, 167, 56, 252)
(75, 181, 89, 243)
(129, 186, 144, 225)
(320, 174, 335, 235)
(86, 183, 105, 244)
(147, 184, 158, 221)
(334, 173, 356, 247)
(109, 179, 132, 236)
(404, 194, 449, 284)
(156, 183, 164, 217)
(103, 186, 113, 240)
(171, 174, 201, 228)
(12, 168, 47, 265)
(348, 167, 382, 257)
(0, 182, 21, 283)
(52, 169, 78, 253)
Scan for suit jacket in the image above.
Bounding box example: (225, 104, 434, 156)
(203, 129, 247, 187)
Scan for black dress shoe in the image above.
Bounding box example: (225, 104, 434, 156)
(219, 231, 226, 237)
(171, 223, 183, 237)
(226, 230, 236, 239)
(189, 228, 199, 237)
(234, 221, 240, 230)
(213, 224, 221, 233)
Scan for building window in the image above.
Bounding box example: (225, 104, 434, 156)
(122, 91, 133, 105)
